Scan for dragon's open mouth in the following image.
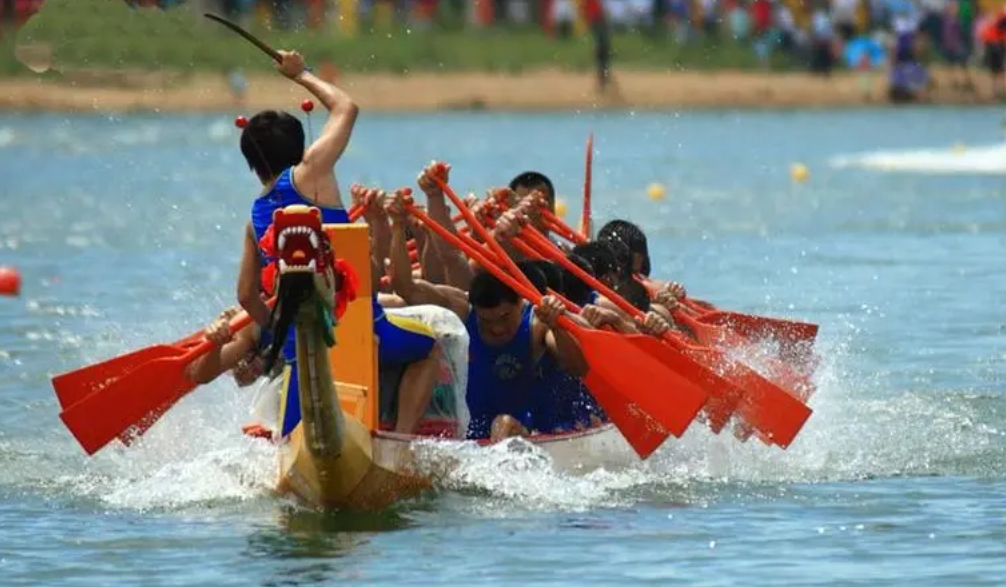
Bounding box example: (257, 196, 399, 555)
(278, 225, 321, 273)
(273, 205, 326, 275)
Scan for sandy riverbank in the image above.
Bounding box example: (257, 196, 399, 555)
(0, 68, 998, 113)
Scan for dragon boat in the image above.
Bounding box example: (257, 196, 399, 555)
(258, 204, 631, 510)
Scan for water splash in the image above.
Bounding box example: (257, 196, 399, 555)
(829, 142, 1006, 175)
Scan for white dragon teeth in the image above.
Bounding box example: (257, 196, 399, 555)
(276, 226, 321, 272)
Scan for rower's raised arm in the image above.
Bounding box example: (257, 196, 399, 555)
(386, 190, 469, 318)
(277, 51, 359, 184)
(416, 162, 473, 289)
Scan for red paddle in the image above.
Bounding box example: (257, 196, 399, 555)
(56, 306, 266, 455)
(53, 328, 207, 411)
(636, 276, 818, 369)
(448, 219, 670, 457)
(516, 227, 741, 433)
(580, 132, 593, 240)
(519, 226, 813, 448)
(669, 305, 816, 402)
(408, 189, 707, 447)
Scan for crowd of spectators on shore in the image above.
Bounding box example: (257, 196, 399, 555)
(3, 0, 1006, 100)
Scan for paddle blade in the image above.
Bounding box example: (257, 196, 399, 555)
(581, 372, 669, 459)
(723, 361, 813, 448)
(59, 355, 197, 455)
(52, 345, 184, 410)
(576, 328, 706, 438)
(701, 311, 818, 358)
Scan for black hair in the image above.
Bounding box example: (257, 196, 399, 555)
(514, 260, 550, 295)
(559, 253, 595, 307)
(614, 278, 651, 313)
(598, 219, 651, 277)
(469, 270, 521, 308)
(240, 110, 305, 182)
(521, 260, 561, 295)
(509, 171, 556, 210)
(571, 241, 617, 281)
(599, 238, 632, 281)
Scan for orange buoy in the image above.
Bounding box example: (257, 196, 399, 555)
(0, 266, 21, 297)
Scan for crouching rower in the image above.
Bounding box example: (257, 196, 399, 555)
(384, 189, 591, 441)
(490, 209, 676, 434)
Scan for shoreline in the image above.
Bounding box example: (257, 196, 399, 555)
(0, 68, 999, 113)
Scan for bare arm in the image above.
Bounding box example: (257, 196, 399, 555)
(237, 223, 272, 328)
(416, 163, 473, 289)
(389, 206, 469, 318)
(291, 72, 359, 187)
(186, 324, 259, 384)
(538, 321, 588, 377)
(532, 297, 589, 377)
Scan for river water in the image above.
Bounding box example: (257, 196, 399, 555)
(0, 107, 1004, 586)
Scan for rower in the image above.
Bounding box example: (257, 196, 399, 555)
(384, 189, 590, 441)
(232, 49, 439, 436)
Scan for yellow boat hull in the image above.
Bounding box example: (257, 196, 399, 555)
(271, 223, 631, 510)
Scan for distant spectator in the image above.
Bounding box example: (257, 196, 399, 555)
(979, 10, 1006, 98)
(726, 0, 751, 41)
(809, 2, 835, 75)
(943, 1, 975, 91)
(552, 0, 576, 39)
(751, 0, 772, 36)
(775, 2, 799, 54)
(889, 5, 929, 102)
(585, 0, 613, 93)
(832, 0, 859, 41)
(918, 0, 947, 56)
(700, 0, 719, 38)
(668, 0, 691, 44)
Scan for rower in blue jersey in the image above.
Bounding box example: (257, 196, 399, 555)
(383, 190, 590, 442)
(528, 255, 607, 433)
(233, 48, 440, 437)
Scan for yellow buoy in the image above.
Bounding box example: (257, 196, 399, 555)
(646, 183, 667, 201)
(952, 142, 966, 154)
(554, 198, 568, 218)
(790, 163, 809, 183)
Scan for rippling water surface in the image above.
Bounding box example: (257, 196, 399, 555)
(0, 107, 1004, 586)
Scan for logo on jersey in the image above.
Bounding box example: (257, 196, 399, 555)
(493, 354, 523, 381)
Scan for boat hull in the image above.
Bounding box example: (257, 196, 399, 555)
(270, 223, 635, 511)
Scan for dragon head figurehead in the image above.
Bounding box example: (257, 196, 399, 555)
(271, 204, 336, 308)
(261, 204, 351, 373)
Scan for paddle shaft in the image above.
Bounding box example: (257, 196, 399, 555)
(581, 132, 593, 239)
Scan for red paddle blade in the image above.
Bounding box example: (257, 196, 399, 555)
(701, 311, 817, 356)
(681, 317, 816, 403)
(577, 329, 707, 438)
(712, 355, 813, 448)
(52, 345, 183, 410)
(629, 335, 742, 435)
(59, 354, 198, 455)
(582, 371, 669, 459)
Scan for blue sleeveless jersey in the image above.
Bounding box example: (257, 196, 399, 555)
(531, 353, 604, 433)
(250, 167, 350, 362)
(464, 303, 536, 439)
(251, 167, 350, 263)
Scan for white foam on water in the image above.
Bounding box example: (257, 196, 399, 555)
(829, 142, 1006, 174)
(0, 127, 16, 148)
(18, 302, 997, 515)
